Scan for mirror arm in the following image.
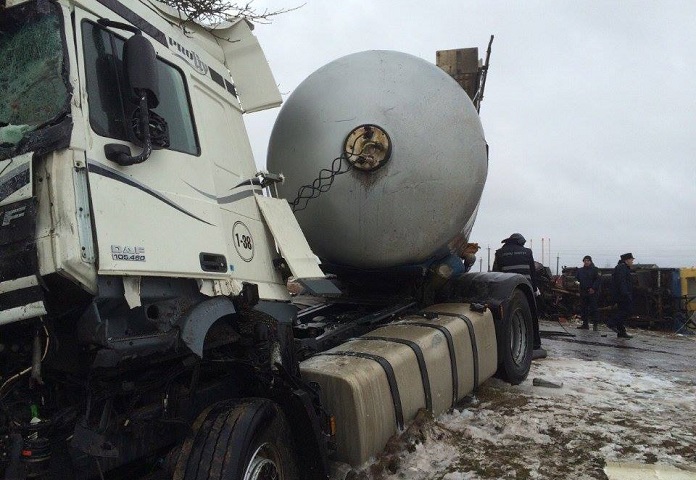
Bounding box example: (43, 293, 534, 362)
(104, 94, 153, 166)
(97, 18, 140, 35)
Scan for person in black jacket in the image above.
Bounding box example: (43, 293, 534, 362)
(576, 255, 601, 331)
(493, 233, 545, 359)
(608, 252, 635, 339)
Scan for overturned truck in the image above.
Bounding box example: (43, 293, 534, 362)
(0, 2, 536, 478)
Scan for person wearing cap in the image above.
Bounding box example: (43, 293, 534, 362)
(576, 255, 601, 330)
(607, 253, 635, 339)
(492, 233, 545, 359)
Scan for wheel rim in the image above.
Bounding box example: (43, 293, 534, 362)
(509, 307, 528, 366)
(243, 443, 282, 480)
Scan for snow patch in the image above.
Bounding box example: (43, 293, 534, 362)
(358, 351, 696, 479)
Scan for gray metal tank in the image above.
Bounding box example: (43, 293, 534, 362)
(267, 50, 488, 270)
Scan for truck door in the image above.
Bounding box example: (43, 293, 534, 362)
(74, 9, 228, 278)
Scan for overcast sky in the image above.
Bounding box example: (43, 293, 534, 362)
(243, 0, 696, 271)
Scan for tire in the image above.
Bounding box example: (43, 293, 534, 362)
(495, 289, 533, 385)
(174, 398, 299, 480)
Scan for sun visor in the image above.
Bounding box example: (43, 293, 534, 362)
(218, 20, 282, 113)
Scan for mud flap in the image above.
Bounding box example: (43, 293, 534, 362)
(255, 195, 340, 296)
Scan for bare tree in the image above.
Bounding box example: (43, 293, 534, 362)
(161, 0, 300, 25)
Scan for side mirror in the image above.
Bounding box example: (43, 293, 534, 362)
(123, 33, 159, 107)
(98, 19, 166, 166)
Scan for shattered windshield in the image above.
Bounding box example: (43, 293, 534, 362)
(0, 2, 69, 149)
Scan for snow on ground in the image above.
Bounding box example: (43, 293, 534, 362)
(357, 340, 696, 480)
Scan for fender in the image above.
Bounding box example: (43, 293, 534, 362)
(178, 296, 236, 357)
(443, 271, 538, 363)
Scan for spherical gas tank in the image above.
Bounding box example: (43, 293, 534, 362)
(267, 50, 488, 270)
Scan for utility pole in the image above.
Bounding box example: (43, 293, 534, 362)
(556, 254, 559, 275)
(541, 238, 545, 266)
(548, 238, 551, 267)
(487, 245, 491, 272)
(479, 258, 483, 272)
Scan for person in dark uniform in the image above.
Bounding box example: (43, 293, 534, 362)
(492, 233, 546, 359)
(608, 252, 635, 339)
(576, 255, 601, 331)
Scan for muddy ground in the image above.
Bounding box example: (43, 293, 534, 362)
(358, 319, 696, 480)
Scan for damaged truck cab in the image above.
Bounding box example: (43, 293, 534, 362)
(0, 1, 536, 479)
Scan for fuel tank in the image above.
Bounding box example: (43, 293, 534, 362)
(267, 50, 488, 270)
(299, 303, 498, 466)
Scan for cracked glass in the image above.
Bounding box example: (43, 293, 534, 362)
(0, 3, 69, 148)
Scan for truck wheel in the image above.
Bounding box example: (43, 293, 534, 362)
(174, 398, 299, 480)
(495, 289, 533, 385)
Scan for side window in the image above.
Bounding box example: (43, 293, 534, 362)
(82, 21, 199, 155)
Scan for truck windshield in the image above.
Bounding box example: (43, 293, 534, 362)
(0, 2, 69, 152)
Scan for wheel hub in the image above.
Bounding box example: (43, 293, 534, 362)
(244, 444, 281, 480)
(510, 309, 528, 366)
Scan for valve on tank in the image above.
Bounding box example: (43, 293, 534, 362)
(344, 124, 391, 172)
